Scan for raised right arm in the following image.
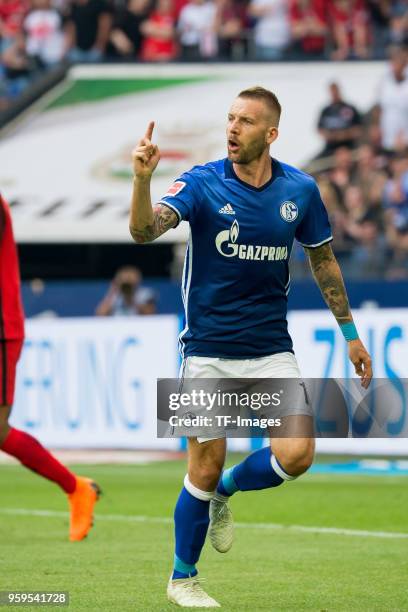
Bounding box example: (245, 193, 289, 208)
(129, 121, 178, 244)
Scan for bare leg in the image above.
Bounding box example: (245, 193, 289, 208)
(270, 415, 315, 477)
(172, 437, 226, 578)
(188, 437, 227, 491)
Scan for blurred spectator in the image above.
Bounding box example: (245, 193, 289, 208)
(383, 151, 408, 232)
(173, 0, 188, 17)
(248, 0, 290, 60)
(289, 0, 327, 59)
(389, 1, 408, 47)
(95, 266, 157, 316)
(347, 218, 388, 278)
(108, 0, 151, 59)
(65, 0, 113, 63)
(315, 173, 352, 256)
(328, 0, 371, 60)
(367, 0, 390, 57)
(23, 0, 65, 66)
(332, 184, 381, 274)
(177, 0, 216, 60)
(343, 184, 369, 227)
(317, 83, 362, 157)
(378, 46, 408, 152)
(363, 104, 390, 159)
(1, 32, 33, 99)
(214, 0, 247, 60)
(329, 147, 356, 193)
(140, 0, 178, 61)
(383, 150, 408, 276)
(0, 0, 27, 49)
(355, 143, 387, 212)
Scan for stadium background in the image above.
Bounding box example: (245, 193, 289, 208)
(2, 61, 407, 455)
(1, 2, 407, 609)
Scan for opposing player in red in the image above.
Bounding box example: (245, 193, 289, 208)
(0, 193, 100, 541)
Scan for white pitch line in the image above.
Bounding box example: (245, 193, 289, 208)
(1, 508, 407, 540)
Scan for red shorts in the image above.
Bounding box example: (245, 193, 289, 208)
(0, 339, 24, 406)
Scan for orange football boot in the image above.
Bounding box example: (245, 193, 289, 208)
(68, 476, 101, 542)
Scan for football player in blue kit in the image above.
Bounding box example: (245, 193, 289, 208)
(129, 87, 372, 608)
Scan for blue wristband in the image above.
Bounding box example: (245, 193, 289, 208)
(340, 322, 359, 342)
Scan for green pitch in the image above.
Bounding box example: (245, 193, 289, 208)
(0, 457, 407, 611)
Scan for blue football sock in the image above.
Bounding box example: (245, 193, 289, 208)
(217, 466, 239, 496)
(172, 477, 213, 580)
(216, 447, 295, 497)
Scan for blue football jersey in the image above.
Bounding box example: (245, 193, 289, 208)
(160, 158, 332, 359)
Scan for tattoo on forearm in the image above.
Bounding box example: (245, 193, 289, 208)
(130, 204, 177, 243)
(306, 244, 352, 324)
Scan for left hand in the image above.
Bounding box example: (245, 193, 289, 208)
(348, 339, 373, 389)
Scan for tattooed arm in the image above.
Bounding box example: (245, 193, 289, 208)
(306, 242, 352, 325)
(130, 201, 178, 244)
(129, 120, 178, 244)
(306, 242, 373, 387)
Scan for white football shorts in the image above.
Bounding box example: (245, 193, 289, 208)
(181, 352, 302, 380)
(176, 353, 310, 442)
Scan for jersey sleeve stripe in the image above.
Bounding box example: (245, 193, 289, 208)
(178, 233, 193, 359)
(299, 235, 333, 249)
(158, 201, 182, 226)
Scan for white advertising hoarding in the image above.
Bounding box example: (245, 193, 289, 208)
(289, 309, 408, 455)
(10, 310, 408, 454)
(0, 62, 385, 243)
(11, 316, 180, 449)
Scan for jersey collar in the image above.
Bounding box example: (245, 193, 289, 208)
(224, 157, 284, 192)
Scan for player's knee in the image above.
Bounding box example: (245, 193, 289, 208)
(276, 440, 314, 477)
(189, 462, 223, 492)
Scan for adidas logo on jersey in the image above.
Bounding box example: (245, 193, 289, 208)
(219, 203, 235, 215)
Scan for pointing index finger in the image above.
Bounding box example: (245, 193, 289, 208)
(145, 121, 155, 141)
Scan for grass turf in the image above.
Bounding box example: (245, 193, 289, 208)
(0, 457, 407, 611)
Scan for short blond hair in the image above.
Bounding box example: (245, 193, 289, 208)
(238, 86, 281, 125)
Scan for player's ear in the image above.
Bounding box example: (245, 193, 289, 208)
(266, 126, 279, 145)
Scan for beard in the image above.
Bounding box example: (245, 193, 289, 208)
(228, 137, 267, 164)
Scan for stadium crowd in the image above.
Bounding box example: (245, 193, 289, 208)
(0, 0, 407, 278)
(291, 45, 408, 280)
(1, 0, 407, 108)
